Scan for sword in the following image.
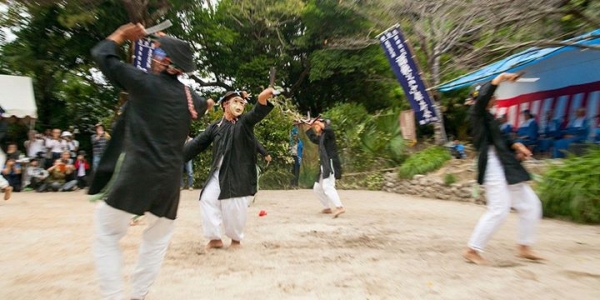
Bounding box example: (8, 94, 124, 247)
(146, 20, 173, 37)
(269, 67, 281, 95)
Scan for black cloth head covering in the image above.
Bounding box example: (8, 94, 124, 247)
(217, 91, 248, 110)
(157, 36, 196, 73)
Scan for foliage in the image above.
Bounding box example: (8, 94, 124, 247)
(536, 148, 600, 224)
(443, 173, 457, 186)
(398, 146, 451, 179)
(2, 0, 599, 191)
(324, 102, 408, 174)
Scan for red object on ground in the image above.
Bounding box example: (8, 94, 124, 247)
(258, 210, 267, 217)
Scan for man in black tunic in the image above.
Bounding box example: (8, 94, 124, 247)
(184, 88, 275, 249)
(304, 118, 345, 218)
(90, 23, 207, 299)
(463, 72, 544, 265)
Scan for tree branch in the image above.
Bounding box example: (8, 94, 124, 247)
(189, 74, 233, 90)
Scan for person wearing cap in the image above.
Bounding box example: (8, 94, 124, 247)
(463, 72, 544, 265)
(61, 131, 79, 159)
(304, 118, 345, 218)
(89, 23, 209, 300)
(184, 87, 275, 250)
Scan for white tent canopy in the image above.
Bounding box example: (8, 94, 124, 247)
(0, 74, 38, 120)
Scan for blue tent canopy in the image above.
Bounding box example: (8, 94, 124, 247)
(438, 29, 600, 92)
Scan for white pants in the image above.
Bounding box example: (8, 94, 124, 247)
(200, 170, 249, 242)
(313, 171, 343, 209)
(468, 148, 542, 251)
(93, 202, 175, 300)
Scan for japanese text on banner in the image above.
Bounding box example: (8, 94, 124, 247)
(379, 26, 439, 125)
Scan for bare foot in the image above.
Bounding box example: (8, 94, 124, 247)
(230, 240, 242, 250)
(129, 216, 145, 226)
(321, 208, 332, 214)
(333, 207, 345, 218)
(517, 245, 545, 261)
(463, 248, 488, 265)
(206, 239, 224, 250)
(4, 186, 12, 200)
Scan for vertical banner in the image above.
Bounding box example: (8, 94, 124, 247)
(133, 39, 154, 72)
(379, 25, 439, 125)
(399, 110, 417, 142)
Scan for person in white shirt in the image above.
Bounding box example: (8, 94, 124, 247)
(45, 129, 66, 168)
(24, 130, 46, 159)
(62, 131, 79, 159)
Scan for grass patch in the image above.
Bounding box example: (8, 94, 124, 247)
(398, 146, 451, 179)
(537, 147, 600, 224)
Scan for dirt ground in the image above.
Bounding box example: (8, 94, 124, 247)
(1, 189, 599, 300)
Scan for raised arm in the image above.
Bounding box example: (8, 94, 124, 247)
(241, 87, 275, 126)
(91, 23, 148, 91)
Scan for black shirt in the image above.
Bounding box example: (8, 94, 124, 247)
(184, 102, 274, 200)
(90, 39, 207, 219)
(470, 82, 530, 185)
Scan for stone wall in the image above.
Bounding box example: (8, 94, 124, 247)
(382, 173, 486, 204)
(381, 160, 554, 204)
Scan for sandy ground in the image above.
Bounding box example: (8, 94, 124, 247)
(1, 189, 599, 300)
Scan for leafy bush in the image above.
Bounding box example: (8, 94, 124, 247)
(537, 148, 600, 224)
(324, 103, 407, 173)
(444, 173, 457, 186)
(398, 146, 451, 179)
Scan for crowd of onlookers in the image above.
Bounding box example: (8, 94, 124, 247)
(1, 123, 110, 194)
(498, 108, 600, 158)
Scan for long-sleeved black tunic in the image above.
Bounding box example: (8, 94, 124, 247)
(184, 102, 273, 200)
(306, 125, 342, 181)
(470, 82, 530, 185)
(90, 40, 206, 219)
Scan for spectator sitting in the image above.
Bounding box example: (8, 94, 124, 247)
(2, 158, 22, 192)
(498, 114, 513, 135)
(553, 108, 590, 158)
(451, 139, 467, 159)
(43, 151, 78, 192)
(5, 142, 22, 161)
(515, 110, 539, 146)
(26, 158, 49, 192)
(537, 109, 562, 154)
(74, 150, 90, 189)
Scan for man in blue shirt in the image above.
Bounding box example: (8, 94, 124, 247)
(290, 126, 304, 186)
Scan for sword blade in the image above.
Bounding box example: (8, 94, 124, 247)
(146, 20, 173, 35)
